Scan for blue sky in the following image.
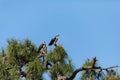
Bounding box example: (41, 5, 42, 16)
(0, 0, 120, 79)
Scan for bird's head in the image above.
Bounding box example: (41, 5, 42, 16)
(42, 41, 46, 44)
(55, 34, 59, 37)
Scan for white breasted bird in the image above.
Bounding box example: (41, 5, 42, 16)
(38, 41, 46, 54)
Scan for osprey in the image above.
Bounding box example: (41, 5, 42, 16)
(37, 41, 47, 62)
(48, 34, 59, 46)
(37, 41, 46, 54)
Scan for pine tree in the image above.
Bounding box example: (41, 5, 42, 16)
(0, 39, 119, 80)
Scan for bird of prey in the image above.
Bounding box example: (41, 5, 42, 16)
(48, 34, 59, 46)
(37, 41, 46, 54)
(37, 41, 47, 62)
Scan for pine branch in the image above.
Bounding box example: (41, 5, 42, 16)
(67, 57, 119, 80)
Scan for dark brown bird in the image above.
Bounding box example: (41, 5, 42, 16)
(48, 34, 59, 46)
(38, 41, 46, 53)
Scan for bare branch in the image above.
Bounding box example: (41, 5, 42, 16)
(67, 57, 119, 80)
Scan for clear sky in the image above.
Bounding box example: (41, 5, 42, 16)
(0, 0, 120, 80)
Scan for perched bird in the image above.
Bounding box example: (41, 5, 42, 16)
(37, 41, 47, 61)
(37, 41, 46, 54)
(48, 34, 59, 46)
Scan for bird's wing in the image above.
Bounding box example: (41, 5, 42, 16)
(38, 44, 44, 53)
(49, 38, 55, 46)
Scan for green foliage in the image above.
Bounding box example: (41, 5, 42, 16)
(7, 39, 37, 66)
(81, 58, 104, 80)
(8, 67, 20, 80)
(102, 69, 120, 80)
(0, 39, 75, 80)
(47, 45, 68, 64)
(26, 58, 44, 80)
(47, 45, 74, 80)
(0, 39, 39, 80)
(80, 58, 120, 80)
(0, 39, 119, 80)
